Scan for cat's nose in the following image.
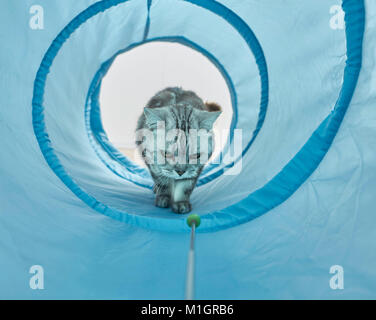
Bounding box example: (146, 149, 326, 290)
(176, 170, 185, 176)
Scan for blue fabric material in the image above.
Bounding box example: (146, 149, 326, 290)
(1, 0, 374, 299)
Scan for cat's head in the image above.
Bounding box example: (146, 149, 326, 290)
(139, 103, 221, 180)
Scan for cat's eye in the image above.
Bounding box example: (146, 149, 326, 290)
(189, 153, 201, 160)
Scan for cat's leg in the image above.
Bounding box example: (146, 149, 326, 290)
(170, 179, 196, 214)
(154, 181, 171, 208)
(148, 167, 171, 208)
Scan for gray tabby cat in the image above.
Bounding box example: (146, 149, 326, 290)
(136, 87, 221, 214)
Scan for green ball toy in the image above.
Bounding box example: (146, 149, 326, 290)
(187, 214, 201, 228)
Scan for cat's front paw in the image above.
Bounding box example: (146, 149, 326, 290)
(155, 195, 170, 208)
(171, 201, 192, 214)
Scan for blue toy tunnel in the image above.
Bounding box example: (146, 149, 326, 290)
(2, 0, 375, 299)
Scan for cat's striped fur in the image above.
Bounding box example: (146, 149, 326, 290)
(136, 87, 221, 214)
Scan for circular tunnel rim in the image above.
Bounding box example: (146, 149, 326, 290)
(32, 0, 364, 233)
(85, 2, 269, 189)
(86, 36, 240, 190)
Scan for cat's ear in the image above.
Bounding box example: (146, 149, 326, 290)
(198, 110, 222, 130)
(205, 102, 222, 112)
(144, 107, 169, 129)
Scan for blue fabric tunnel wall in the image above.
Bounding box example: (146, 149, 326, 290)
(1, 0, 376, 299)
